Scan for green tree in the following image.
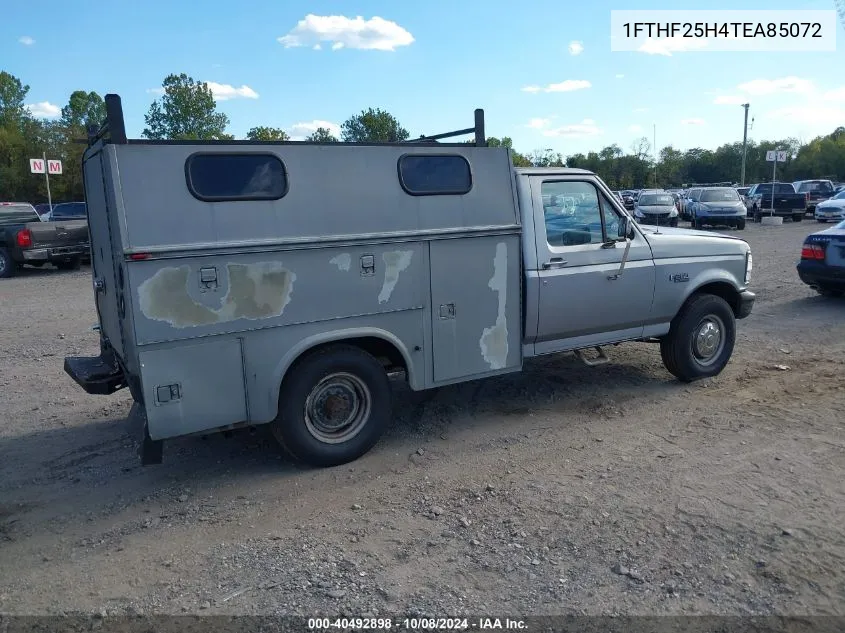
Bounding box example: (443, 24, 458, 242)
(246, 126, 289, 141)
(60, 90, 105, 130)
(305, 127, 339, 142)
(0, 71, 31, 129)
(340, 108, 409, 142)
(57, 91, 107, 199)
(143, 73, 231, 140)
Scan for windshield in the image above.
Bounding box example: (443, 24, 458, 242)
(0, 203, 39, 223)
(700, 188, 740, 203)
(736, 187, 750, 196)
(797, 181, 834, 193)
(638, 194, 674, 206)
(832, 191, 845, 200)
(50, 202, 87, 219)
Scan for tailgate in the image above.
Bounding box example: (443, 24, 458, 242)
(27, 220, 89, 248)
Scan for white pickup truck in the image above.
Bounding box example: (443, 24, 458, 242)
(65, 95, 755, 468)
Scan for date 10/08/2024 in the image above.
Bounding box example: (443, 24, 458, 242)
(307, 617, 528, 630)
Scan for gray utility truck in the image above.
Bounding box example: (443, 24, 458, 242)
(64, 95, 755, 468)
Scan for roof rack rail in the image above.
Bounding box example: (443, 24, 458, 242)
(87, 94, 127, 146)
(402, 109, 487, 147)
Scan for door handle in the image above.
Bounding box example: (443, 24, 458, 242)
(542, 258, 568, 269)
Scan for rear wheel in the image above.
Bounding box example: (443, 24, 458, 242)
(792, 214, 803, 222)
(817, 219, 827, 223)
(0, 248, 14, 279)
(271, 344, 392, 467)
(817, 287, 844, 298)
(735, 219, 746, 230)
(660, 293, 736, 383)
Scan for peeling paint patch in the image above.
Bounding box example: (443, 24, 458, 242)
(138, 261, 296, 328)
(378, 250, 413, 304)
(480, 242, 509, 370)
(329, 253, 351, 272)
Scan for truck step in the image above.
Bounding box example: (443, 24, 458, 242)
(64, 355, 127, 395)
(573, 346, 610, 367)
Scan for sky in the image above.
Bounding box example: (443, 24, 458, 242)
(2, 0, 844, 157)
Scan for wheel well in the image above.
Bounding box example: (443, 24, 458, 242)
(691, 282, 741, 317)
(299, 337, 408, 375)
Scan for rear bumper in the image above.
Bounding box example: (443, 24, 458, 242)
(737, 290, 755, 319)
(23, 245, 89, 263)
(63, 354, 127, 395)
(797, 262, 845, 290)
(753, 208, 804, 217)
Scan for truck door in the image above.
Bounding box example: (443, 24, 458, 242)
(83, 149, 125, 359)
(529, 176, 656, 350)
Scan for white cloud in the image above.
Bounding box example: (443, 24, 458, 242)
(568, 41, 584, 55)
(822, 87, 845, 102)
(205, 82, 259, 101)
(615, 74, 624, 79)
(146, 87, 166, 96)
(278, 14, 414, 51)
(526, 117, 551, 129)
(25, 101, 60, 118)
(18, 36, 35, 46)
(737, 76, 814, 96)
(629, 124, 643, 133)
(522, 80, 591, 93)
(681, 118, 706, 125)
(766, 105, 845, 126)
(288, 119, 341, 140)
(714, 95, 747, 105)
(638, 37, 707, 56)
(541, 119, 602, 138)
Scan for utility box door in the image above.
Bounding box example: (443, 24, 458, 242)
(429, 235, 522, 383)
(139, 338, 247, 440)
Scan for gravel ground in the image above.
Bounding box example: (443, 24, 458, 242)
(0, 220, 843, 618)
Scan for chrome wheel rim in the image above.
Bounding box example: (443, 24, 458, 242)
(692, 315, 726, 366)
(304, 372, 371, 444)
(0, 255, 6, 275)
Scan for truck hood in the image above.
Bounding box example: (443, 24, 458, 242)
(817, 199, 845, 209)
(638, 225, 748, 257)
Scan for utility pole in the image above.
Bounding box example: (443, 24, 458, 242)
(653, 123, 657, 187)
(740, 103, 750, 186)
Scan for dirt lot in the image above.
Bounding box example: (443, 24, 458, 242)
(0, 220, 843, 618)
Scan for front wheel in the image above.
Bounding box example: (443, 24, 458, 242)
(735, 219, 746, 230)
(669, 218, 678, 227)
(271, 344, 392, 467)
(792, 214, 803, 222)
(660, 294, 736, 383)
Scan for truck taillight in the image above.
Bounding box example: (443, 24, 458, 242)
(15, 228, 32, 248)
(801, 243, 826, 260)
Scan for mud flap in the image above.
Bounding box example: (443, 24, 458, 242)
(128, 401, 163, 465)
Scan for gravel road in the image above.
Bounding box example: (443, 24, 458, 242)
(0, 220, 843, 618)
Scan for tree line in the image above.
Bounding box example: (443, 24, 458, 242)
(2, 69, 843, 203)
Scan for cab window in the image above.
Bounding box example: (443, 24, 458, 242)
(541, 181, 609, 247)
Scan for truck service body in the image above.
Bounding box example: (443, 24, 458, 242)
(65, 95, 755, 467)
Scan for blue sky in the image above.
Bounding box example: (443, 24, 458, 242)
(2, 0, 844, 157)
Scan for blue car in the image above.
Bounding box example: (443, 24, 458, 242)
(797, 219, 845, 297)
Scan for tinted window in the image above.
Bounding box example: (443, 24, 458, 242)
(834, 191, 845, 200)
(797, 181, 834, 193)
(700, 188, 740, 202)
(51, 202, 87, 218)
(398, 155, 471, 195)
(638, 194, 674, 206)
(0, 203, 39, 223)
(186, 153, 287, 201)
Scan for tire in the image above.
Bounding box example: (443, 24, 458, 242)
(792, 214, 803, 222)
(271, 344, 392, 467)
(817, 219, 827, 223)
(0, 248, 15, 278)
(660, 293, 736, 383)
(736, 219, 746, 230)
(817, 287, 844, 298)
(669, 218, 678, 228)
(56, 257, 81, 271)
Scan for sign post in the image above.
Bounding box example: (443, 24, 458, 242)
(29, 154, 62, 213)
(764, 150, 788, 216)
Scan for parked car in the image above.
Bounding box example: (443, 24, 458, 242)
(793, 179, 836, 216)
(686, 187, 747, 230)
(64, 95, 755, 468)
(618, 191, 636, 211)
(633, 191, 679, 227)
(744, 182, 806, 222)
(797, 219, 845, 296)
(814, 190, 845, 223)
(679, 188, 701, 221)
(0, 202, 90, 277)
(47, 202, 90, 262)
